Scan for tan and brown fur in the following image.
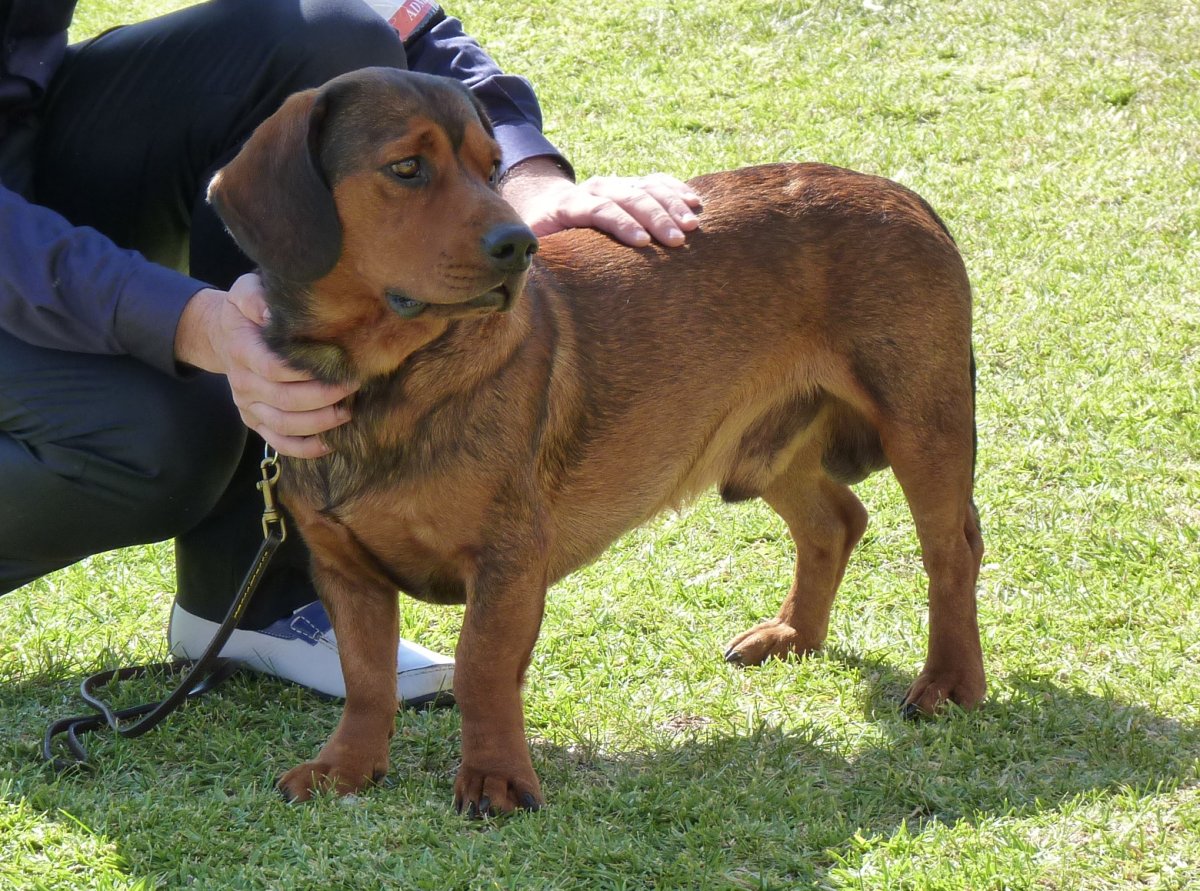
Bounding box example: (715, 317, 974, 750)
(208, 67, 985, 814)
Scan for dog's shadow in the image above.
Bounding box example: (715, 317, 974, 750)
(513, 652, 1199, 878)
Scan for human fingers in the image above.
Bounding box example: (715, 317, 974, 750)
(226, 271, 272, 326)
(562, 186, 654, 247)
(220, 279, 326, 385)
(241, 375, 355, 417)
(581, 176, 700, 247)
(585, 177, 680, 245)
(217, 300, 357, 394)
(235, 381, 352, 459)
(241, 399, 349, 440)
(635, 173, 703, 229)
(223, 330, 355, 443)
(254, 429, 334, 460)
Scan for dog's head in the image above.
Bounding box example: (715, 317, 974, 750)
(208, 67, 537, 381)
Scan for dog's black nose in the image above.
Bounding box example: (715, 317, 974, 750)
(482, 223, 538, 274)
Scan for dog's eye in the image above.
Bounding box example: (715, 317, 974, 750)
(488, 161, 501, 187)
(389, 158, 422, 180)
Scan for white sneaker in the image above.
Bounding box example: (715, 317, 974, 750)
(168, 600, 454, 706)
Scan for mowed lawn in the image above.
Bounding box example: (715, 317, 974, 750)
(2, 0, 1197, 888)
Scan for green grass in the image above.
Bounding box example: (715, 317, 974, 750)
(3, 0, 1198, 887)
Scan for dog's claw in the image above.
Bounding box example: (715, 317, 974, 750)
(900, 701, 924, 721)
(724, 647, 744, 665)
(520, 792, 541, 812)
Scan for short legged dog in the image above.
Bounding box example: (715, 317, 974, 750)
(208, 67, 985, 814)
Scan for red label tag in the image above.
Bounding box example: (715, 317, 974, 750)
(386, 0, 441, 42)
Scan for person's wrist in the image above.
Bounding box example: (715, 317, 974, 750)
(499, 155, 572, 189)
(174, 288, 223, 373)
(499, 157, 572, 208)
(499, 158, 575, 226)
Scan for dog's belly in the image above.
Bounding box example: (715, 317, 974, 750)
(394, 569, 468, 606)
(540, 385, 887, 584)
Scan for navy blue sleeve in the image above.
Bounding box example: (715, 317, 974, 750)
(405, 14, 574, 179)
(0, 183, 207, 374)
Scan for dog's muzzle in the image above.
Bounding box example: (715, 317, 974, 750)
(384, 223, 533, 320)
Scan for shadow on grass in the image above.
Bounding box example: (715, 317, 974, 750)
(845, 650, 1198, 822)
(520, 654, 1200, 883)
(3, 658, 1198, 886)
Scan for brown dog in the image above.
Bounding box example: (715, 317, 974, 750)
(208, 67, 985, 814)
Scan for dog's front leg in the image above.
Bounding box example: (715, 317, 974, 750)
(277, 563, 399, 802)
(452, 555, 548, 816)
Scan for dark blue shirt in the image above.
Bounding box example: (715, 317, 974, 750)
(0, 2, 562, 374)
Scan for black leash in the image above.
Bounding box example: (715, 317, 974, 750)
(43, 447, 288, 771)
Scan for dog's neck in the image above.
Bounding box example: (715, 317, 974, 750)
(257, 273, 356, 384)
(271, 271, 547, 511)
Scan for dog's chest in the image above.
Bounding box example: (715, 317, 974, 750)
(282, 459, 492, 606)
(354, 496, 484, 605)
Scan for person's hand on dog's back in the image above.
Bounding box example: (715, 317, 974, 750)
(174, 273, 356, 459)
(500, 158, 702, 248)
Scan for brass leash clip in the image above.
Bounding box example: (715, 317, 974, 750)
(257, 444, 288, 543)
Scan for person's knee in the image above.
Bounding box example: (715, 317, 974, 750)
(117, 372, 247, 541)
(0, 368, 246, 572)
(301, 0, 409, 72)
(244, 0, 407, 85)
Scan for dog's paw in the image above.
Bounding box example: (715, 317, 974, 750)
(901, 663, 986, 718)
(723, 618, 822, 666)
(276, 758, 387, 803)
(453, 762, 543, 817)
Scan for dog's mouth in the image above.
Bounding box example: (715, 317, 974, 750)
(385, 286, 514, 320)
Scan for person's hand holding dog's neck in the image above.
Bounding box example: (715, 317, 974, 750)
(500, 156, 702, 248)
(175, 275, 356, 459)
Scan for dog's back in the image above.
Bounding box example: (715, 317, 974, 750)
(529, 163, 973, 581)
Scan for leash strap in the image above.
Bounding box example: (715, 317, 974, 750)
(42, 447, 288, 771)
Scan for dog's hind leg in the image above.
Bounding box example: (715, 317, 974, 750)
(886, 424, 985, 716)
(723, 461, 868, 666)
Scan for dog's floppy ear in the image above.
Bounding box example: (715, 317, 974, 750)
(464, 89, 496, 139)
(207, 88, 342, 283)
